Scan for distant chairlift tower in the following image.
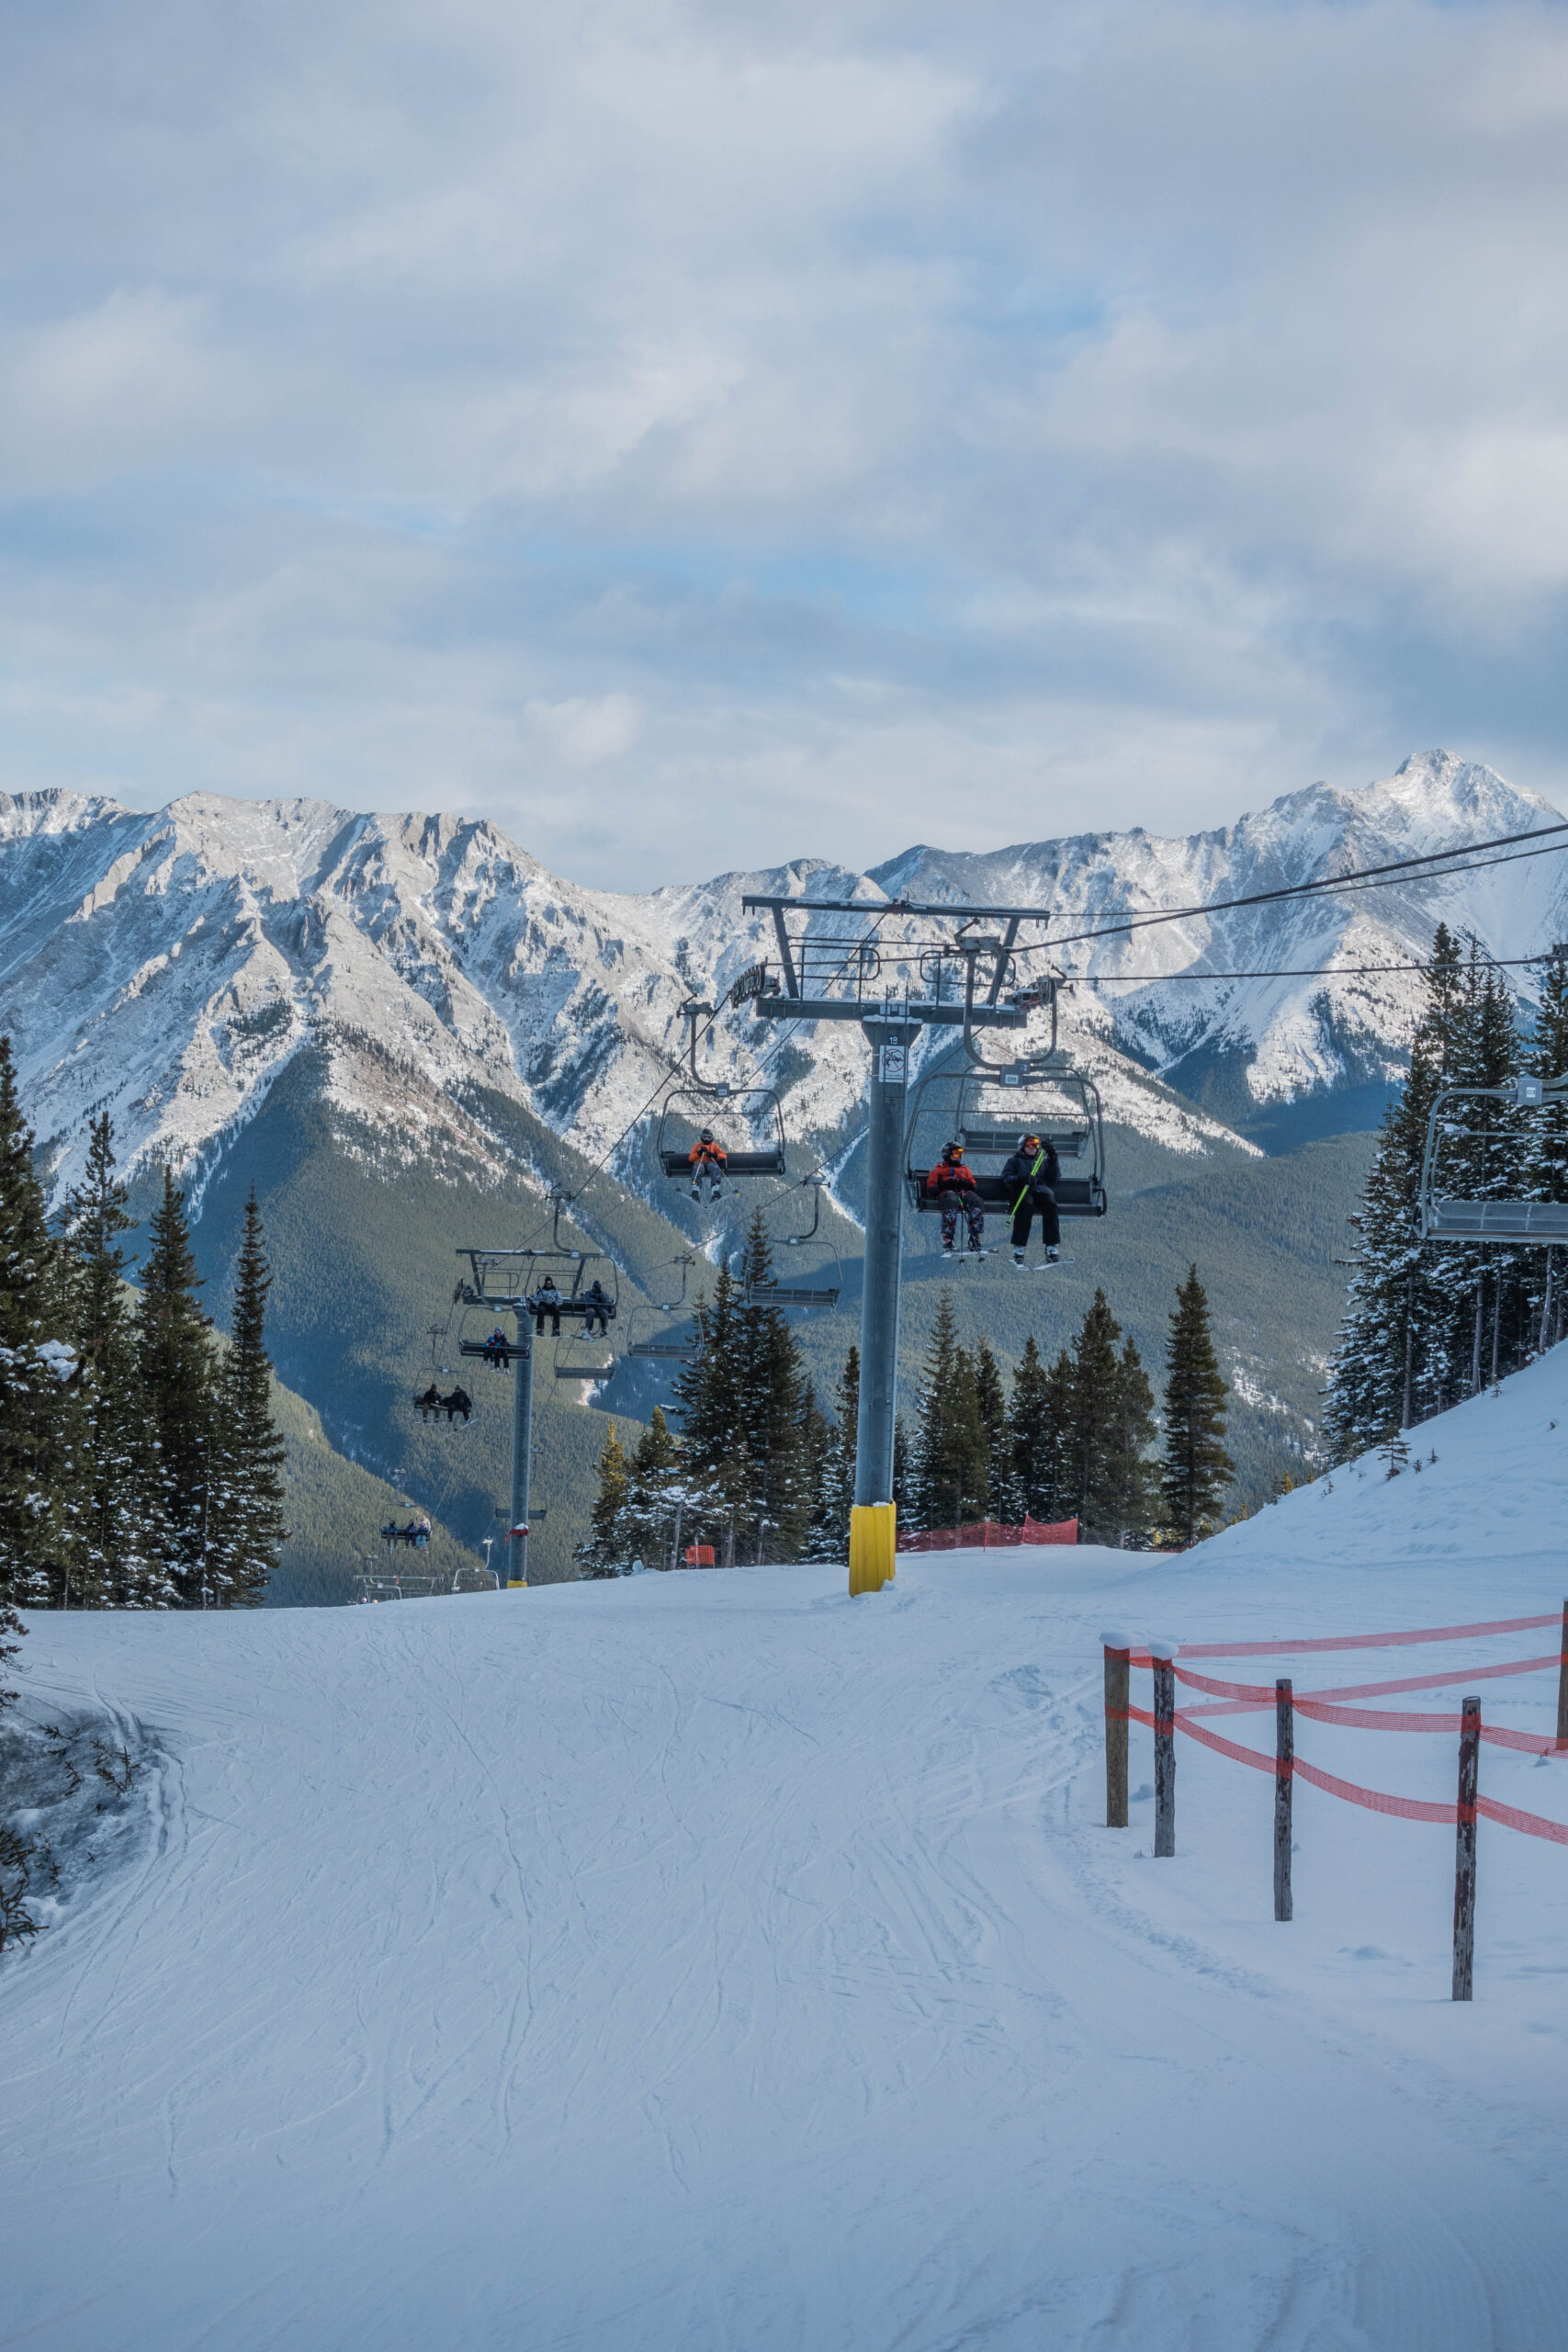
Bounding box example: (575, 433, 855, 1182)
(737, 896, 1039, 1591)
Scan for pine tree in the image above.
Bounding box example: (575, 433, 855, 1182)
(1008, 1334, 1058, 1521)
(1159, 1266, 1235, 1546)
(1525, 945, 1568, 1349)
(1326, 924, 1468, 1456)
(135, 1167, 218, 1607)
(675, 1214, 812, 1560)
(1060, 1289, 1122, 1535)
(910, 1291, 984, 1529)
(577, 1419, 630, 1577)
(1103, 1336, 1156, 1546)
(973, 1335, 1011, 1521)
(624, 1406, 683, 1566)
(62, 1114, 161, 1607)
(209, 1190, 287, 1605)
(799, 1383, 833, 1560)
(0, 1038, 79, 1611)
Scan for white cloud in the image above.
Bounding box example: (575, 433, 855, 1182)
(2, 0, 1568, 885)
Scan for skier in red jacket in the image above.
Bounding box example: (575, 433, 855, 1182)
(926, 1140, 986, 1256)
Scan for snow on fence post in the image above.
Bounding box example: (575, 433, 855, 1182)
(1452, 1696, 1481, 2003)
(1101, 1635, 1130, 1828)
(1274, 1679, 1293, 1923)
(1556, 1600, 1568, 1753)
(1151, 1641, 1178, 1858)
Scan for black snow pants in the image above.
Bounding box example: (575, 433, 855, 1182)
(1010, 1186, 1059, 1250)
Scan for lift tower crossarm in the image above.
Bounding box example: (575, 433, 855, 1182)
(739, 893, 1058, 922)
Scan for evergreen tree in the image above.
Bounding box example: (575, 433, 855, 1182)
(1326, 925, 1468, 1456)
(799, 1383, 833, 1560)
(1008, 1334, 1059, 1521)
(135, 1167, 218, 1607)
(1159, 1266, 1235, 1546)
(1525, 945, 1568, 1349)
(891, 1413, 910, 1521)
(1060, 1289, 1122, 1533)
(911, 1291, 987, 1528)
(209, 1190, 287, 1605)
(62, 1114, 161, 1607)
(674, 1214, 812, 1560)
(0, 1038, 79, 1610)
(624, 1406, 683, 1566)
(1103, 1336, 1156, 1546)
(577, 1419, 630, 1577)
(972, 1336, 1011, 1521)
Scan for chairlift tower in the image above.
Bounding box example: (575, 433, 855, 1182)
(738, 895, 1045, 1589)
(453, 1198, 614, 1587)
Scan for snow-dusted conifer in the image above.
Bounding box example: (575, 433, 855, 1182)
(63, 1114, 162, 1607)
(577, 1419, 630, 1577)
(209, 1190, 287, 1605)
(135, 1167, 218, 1606)
(0, 1037, 80, 1611)
(1158, 1266, 1235, 1547)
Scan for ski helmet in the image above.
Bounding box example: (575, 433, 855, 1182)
(700, 1126, 714, 1143)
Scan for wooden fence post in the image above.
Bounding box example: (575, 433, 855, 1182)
(1556, 1600, 1567, 1753)
(1102, 1639, 1129, 1828)
(1452, 1696, 1481, 2003)
(1274, 1678, 1293, 1922)
(1151, 1643, 1177, 1858)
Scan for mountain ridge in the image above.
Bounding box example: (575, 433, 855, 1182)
(4, 751, 1559, 1217)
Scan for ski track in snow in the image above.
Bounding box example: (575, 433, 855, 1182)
(6, 1359, 1568, 2347)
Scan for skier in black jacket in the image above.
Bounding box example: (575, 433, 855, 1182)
(1003, 1134, 1060, 1265)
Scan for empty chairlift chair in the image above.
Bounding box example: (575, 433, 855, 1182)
(1419, 1074, 1568, 1243)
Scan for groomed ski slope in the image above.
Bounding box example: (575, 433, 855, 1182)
(6, 1358, 1568, 2351)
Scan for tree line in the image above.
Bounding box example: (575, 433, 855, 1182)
(1327, 925, 1568, 1461)
(0, 1039, 288, 1630)
(580, 1210, 1235, 1572)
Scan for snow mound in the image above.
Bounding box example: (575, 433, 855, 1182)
(4, 1352, 1568, 2347)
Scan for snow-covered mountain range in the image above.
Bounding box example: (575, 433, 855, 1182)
(2, 749, 1562, 1204)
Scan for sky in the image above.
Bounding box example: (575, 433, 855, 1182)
(3, 0, 1568, 890)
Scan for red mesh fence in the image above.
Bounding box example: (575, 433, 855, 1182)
(1113, 1604, 1568, 1846)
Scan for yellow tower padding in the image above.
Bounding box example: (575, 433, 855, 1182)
(848, 1501, 897, 1595)
(506, 1580, 529, 1589)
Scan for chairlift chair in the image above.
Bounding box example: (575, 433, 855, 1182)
(904, 1050, 1108, 1222)
(739, 1175, 843, 1306)
(1418, 1074, 1568, 1242)
(654, 1000, 787, 1182)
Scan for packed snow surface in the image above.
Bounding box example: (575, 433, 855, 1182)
(6, 1352, 1568, 2349)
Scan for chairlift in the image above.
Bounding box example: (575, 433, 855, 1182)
(654, 1000, 787, 1182)
(456, 1223, 620, 1367)
(740, 1174, 843, 1306)
(623, 1261, 704, 1362)
(1418, 1074, 1568, 1242)
(904, 1044, 1107, 1223)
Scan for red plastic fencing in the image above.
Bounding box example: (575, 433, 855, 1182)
(897, 1515, 1078, 1553)
(1111, 1608, 1568, 1849)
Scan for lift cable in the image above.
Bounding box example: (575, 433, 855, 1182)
(1075, 951, 1561, 984)
(1041, 825, 1568, 955)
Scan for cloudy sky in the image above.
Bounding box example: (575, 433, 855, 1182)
(3, 0, 1567, 888)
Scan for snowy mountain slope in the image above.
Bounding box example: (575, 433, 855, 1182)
(5, 1355, 1567, 2348)
(2, 751, 1557, 1214)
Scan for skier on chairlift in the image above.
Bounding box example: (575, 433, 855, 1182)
(1003, 1132, 1061, 1267)
(415, 1381, 443, 1422)
(532, 1276, 563, 1338)
(582, 1276, 612, 1336)
(482, 1327, 510, 1368)
(443, 1384, 472, 1424)
(926, 1140, 986, 1257)
(688, 1127, 728, 1203)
